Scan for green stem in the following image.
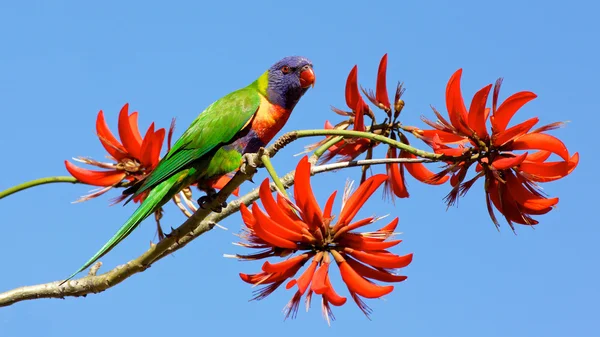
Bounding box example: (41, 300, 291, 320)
(312, 135, 344, 161)
(296, 129, 445, 160)
(0, 176, 79, 200)
(260, 154, 288, 197)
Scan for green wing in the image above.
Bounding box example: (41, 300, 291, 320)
(134, 86, 260, 197)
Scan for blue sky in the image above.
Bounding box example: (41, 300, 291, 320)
(0, 1, 598, 336)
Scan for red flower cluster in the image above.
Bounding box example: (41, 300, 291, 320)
(311, 65, 372, 163)
(331, 54, 449, 198)
(417, 69, 579, 229)
(65, 103, 169, 202)
(65, 104, 239, 204)
(234, 156, 412, 323)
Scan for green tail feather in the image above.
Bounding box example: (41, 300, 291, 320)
(61, 177, 176, 284)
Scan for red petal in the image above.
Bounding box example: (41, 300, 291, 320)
(402, 152, 449, 185)
(323, 274, 347, 306)
(346, 256, 408, 283)
(467, 84, 492, 138)
(149, 128, 166, 169)
(345, 65, 361, 111)
(287, 256, 319, 294)
(493, 117, 539, 147)
(95, 110, 127, 160)
(376, 54, 390, 109)
(510, 133, 569, 161)
(345, 248, 413, 269)
(251, 204, 299, 249)
(418, 129, 467, 144)
(386, 147, 409, 198)
(277, 193, 302, 221)
(65, 160, 126, 186)
(262, 254, 310, 274)
(311, 261, 330, 294)
(491, 152, 528, 170)
(338, 260, 394, 299)
(322, 190, 337, 223)
(293, 156, 323, 229)
(337, 174, 387, 227)
(252, 203, 304, 243)
(341, 235, 402, 251)
(353, 99, 366, 131)
(259, 179, 306, 232)
(445, 69, 471, 136)
(491, 91, 537, 132)
(519, 152, 579, 182)
(504, 171, 559, 211)
(139, 122, 156, 168)
(526, 150, 552, 163)
(239, 203, 256, 228)
(117, 103, 143, 159)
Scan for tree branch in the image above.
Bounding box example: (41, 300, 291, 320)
(0, 176, 79, 200)
(0, 127, 443, 307)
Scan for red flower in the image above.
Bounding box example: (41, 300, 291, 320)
(309, 65, 374, 163)
(384, 134, 450, 199)
(233, 156, 412, 323)
(65, 103, 168, 202)
(418, 69, 579, 229)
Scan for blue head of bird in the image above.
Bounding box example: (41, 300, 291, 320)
(266, 56, 315, 110)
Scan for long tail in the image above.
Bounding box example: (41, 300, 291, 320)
(61, 177, 176, 284)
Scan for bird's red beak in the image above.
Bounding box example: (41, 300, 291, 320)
(300, 67, 315, 88)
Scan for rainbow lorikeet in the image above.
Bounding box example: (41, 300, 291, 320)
(64, 56, 315, 281)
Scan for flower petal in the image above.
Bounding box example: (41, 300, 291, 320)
(445, 69, 471, 136)
(467, 83, 492, 139)
(95, 110, 127, 160)
(322, 190, 337, 223)
(65, 160, 126, 186)
(251, 203, 299, 249)
(519, 152, 579, 182)
(293, 156, 323, 230)
(139, 122, 156, 168)
(149, 128, 166, 169)
(262, 254, 311, 274)
(375, 53, 391, 109)
(385, 147, 409, 198)
(493, 117, 539, 147)
(344, 248, 413, 269)
(403, 152, 449, 185)
(491, 91, 537, 132)
(118, 103, 143, 159)
(345, 65, 368, 112)
(345, 256, 408, 283)
(323, 274, 347, 306)
(491, 152, 528, 170)
(252, 203, 304, 243)
(510, 133, 569, 161)
(504, 171, 559, 211)
(337, 258, 394, 299)
(337, 174, 387, 227)
(259, 179, 307, 232)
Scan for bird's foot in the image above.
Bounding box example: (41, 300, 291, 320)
(240, 148, 265, 175)
(197, 188, 227, 213)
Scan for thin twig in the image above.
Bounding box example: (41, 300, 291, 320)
(312, 157, 433, 174)
(0, 176, 79, 199)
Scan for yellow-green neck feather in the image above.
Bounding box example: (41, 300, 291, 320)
(254, 70, 269, 96)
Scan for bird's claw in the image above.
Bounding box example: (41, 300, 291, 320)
(240, 148, 265, 175)
(197, 188, 227, 213)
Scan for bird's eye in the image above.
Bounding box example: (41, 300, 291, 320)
(281, 66, 290, 74)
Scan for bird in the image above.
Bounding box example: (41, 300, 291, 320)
(63, 56, 315, 282)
